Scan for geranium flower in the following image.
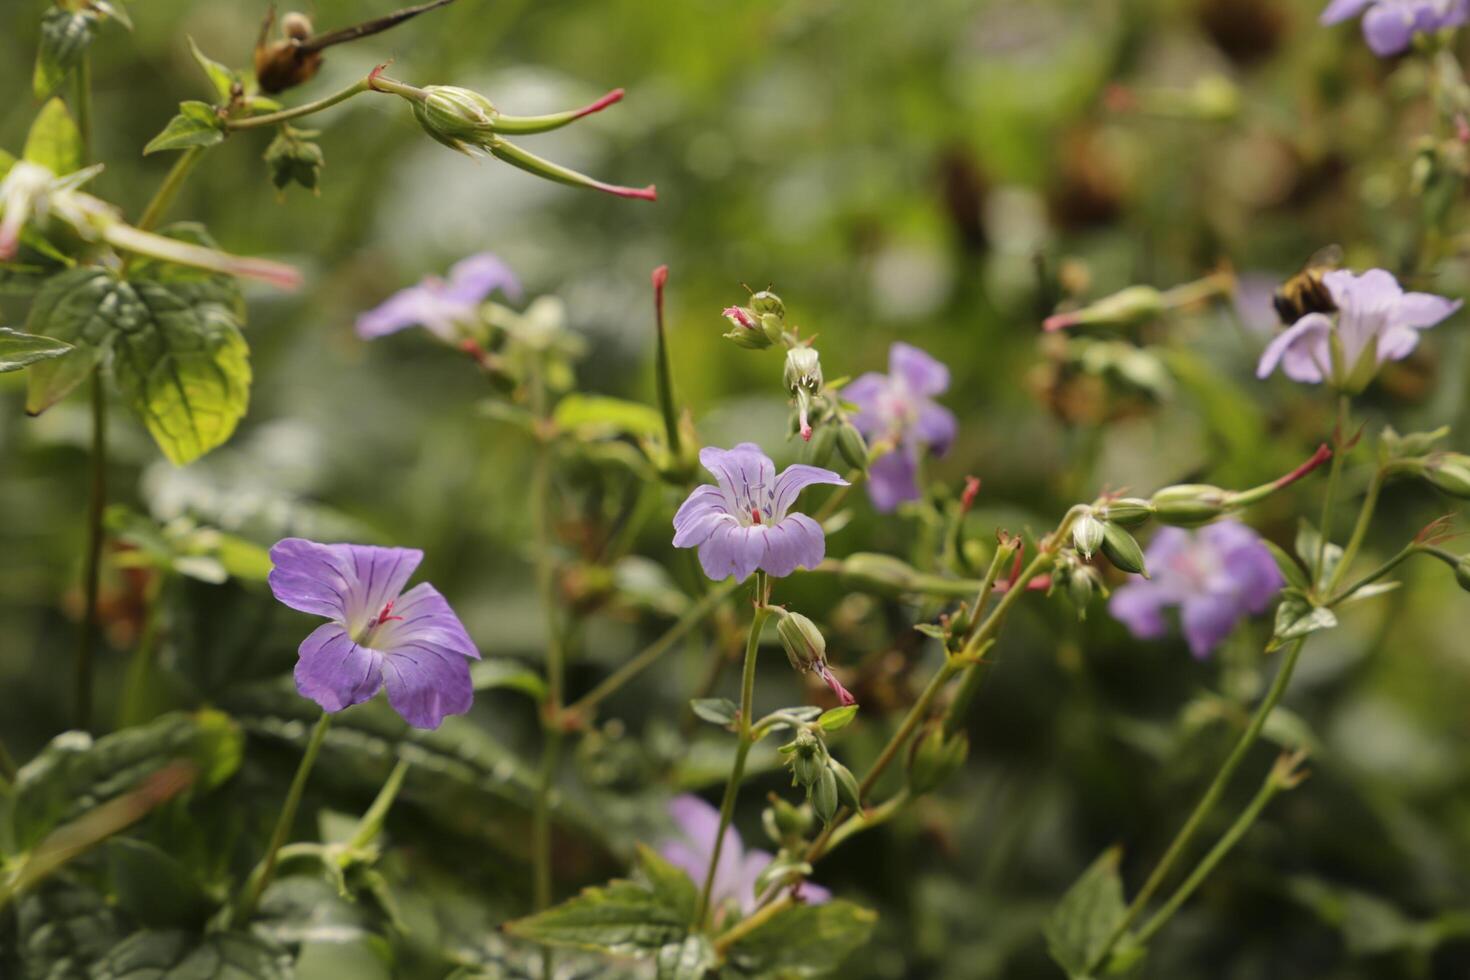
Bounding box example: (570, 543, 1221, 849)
(1256, 268, 1459, 392)
(657, 794, 829, 916)
(1108, 522, 1284, 660)
(1321, 0, 1469, 57)
(673, 444, 846, 581)
(268, 538, 480, 729)
(355, 252, 521, 340)
(843, 343, 957, 512)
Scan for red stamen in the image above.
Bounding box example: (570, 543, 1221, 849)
(373, 599, 405, 627)
(751, 508, 763, 525)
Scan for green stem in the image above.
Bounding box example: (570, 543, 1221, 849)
(697, 580, 769, 926)
(1133, 756, 1301, 947)
(118, 574, 166, 729)
(531, 729, 562, 916)
(858, 662, 957, 802)
(231, 711, 331, 928)
(824, 788, 910, 853)
(566, 581, 739, 721)
(1326, 466, 1383, 595)
(226, 78, 374, 130)
(75, 373, 106, 732)
(135, 146, 205, 233)
(1315, 396, 1350, 584)
(714, 893, 793, 954)
(813, 471, 861, 524)
(1330, 544, 1418, 606)
(0, 736, 16, 784)
(366, 74, 431, 103)
(349, 758, 411, 851)
(74, 54, 93, 164)
(651, 267, 682, 461)
(1085, 638, 1307, 973)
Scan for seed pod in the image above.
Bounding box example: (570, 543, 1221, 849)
(1100, 522, 1148, 577)
(805, 422, 837, 467)
(829, 758, 862, 810)
(751, 290, 785, 318)
(1150, 484, 1227, 526)
(907, 723, 969, 796)
(836, 422, 869, 472)
(812, 766, 839, 824)
(411, 85, 498, 154)
(1424, 454, 1470, 499)
(1072, 512, 1105, 559)
(1100, 497, 1152, 528)
(777, 612, 826, 673)
(763, 795, 812, 843)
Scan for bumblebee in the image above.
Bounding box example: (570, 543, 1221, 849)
(254, 0, 459, 95)
(1271, 244, 1343, 325)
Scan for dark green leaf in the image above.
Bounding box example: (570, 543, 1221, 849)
(16, 878, 125, 980)
(656, 934, 715, 980)
(504, 845, 696, 954)
(1269, 598, 1337, 651)
(470, 658, 548, 700)
(252, 874, 382, 949)
(691, 698, 739, 727)
(33, 9, 98, 101)
(107, 838, 212, 929)
(724, 899, 878, 977)
(144, 102, 226, 155)
(89, 930, 291, 980)
(1044, 846, 1127, 978)
(23, 98, 83, 176)
(10, 710, 243, 852)
(265, 127, 325, 196)
(0, 327, 71, 373)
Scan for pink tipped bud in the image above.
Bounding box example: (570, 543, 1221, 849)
(1272, 443, 1333, 491)
(724, 306, 755, 329)
(591, 180, 657, 201)
(960, 476, 982, 514)
(1042, 312, 1076, 332)
(818, 664, 857, 706)
(651, 264, 669, 291)
(573, 88, 625, 120)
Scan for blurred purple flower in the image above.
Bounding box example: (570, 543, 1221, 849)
(356, 253, 521, 341)
(673, 444, 846, 581)
(657, 794, 829, 915)
(1321, 0, 1469, 56)
(844, 343, 958, 512)
(268, 538, 480, 729)
(1257, 268, 1460, 390)
(1108, 522, 1284, 660)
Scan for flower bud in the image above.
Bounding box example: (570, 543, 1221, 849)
(411, 85, 499, 155)
(751, 290, 785, 318)
(804, 420, 837, 467)
(777, 611, 825, 673)
(758, 312, 786, 346)
(763, 794, 813, 843)
(1099, 522, 1149, 577)
(722, 305, 772, 349)
(1072, 511, 1105, 559)
(1067, 564, 1101, 616)
(907, 723, 969, 796)
(1424, 454, 1470, 499)
(784, 346, 823, 394)
(1043, 285, 1166, 333)
(829, 758, 862, 810)
(1149, 484, 1227, 526)
(836, 422, 868, 472)
(838, 553, 919, 596)
(1099, 497, 1152, 528)
(787, 728, 825, 788)
(812, 766, 839, 824)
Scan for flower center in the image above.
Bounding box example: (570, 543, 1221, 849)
(356, 599, 405, 646)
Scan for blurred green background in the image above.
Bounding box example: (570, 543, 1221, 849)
(4, 0, 1470, 976)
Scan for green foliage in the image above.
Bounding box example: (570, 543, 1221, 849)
(468, 658, 548, 701)
(554, 393, 667, 441)
(23, 97, 83, 176)
(106, 838, 211, 930)
(722, 900, 878, 978)
(264, 127, 325, 196)
(144, 102, 226, 156)
(33, 8, 103, 101)
(0, 327, 71, 372)
(690, 698, 739, 727)
(1044, 847, 1128, 980)
(89, 930, 291, 980)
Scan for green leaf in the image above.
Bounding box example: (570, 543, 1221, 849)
(188, 37, 237, 102)
(253, 874, 383, 948)
(656, 934, 715, 979)
(33, 9, 98, 101)
(1269, 597, 1337, 651)
(107, 838, 212, 929)
(554, 394, 666, 441)
(90, 930, 291, 980)
(724, 899, 878, 977)
(1293, 519, 1341, 585)
(16, 878, 125, 980)
(469, 658, 548, 700)
(0, 327, 72, 372)
(1261, 539, 1310, 592)
(691, 698, 739, 727)
(816, 705, 859, 732)
(144, 102, 226, 155)
(505, 845, 696, 954)
(0, 260, 60, 296)
(1044, 846, 1127, 979)
(9, 710, 243, 853)
(25, 267, 252, 464)
(23, 98, 83, 176)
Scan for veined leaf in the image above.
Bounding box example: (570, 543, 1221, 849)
(188, 37, 237, 102)
(33, 9, 98, 101)
(89, 930, 291, 980)
(144, 102, 226, 155)
(1044, 846, 1127, 979)
(656, 934, 716, 979)
(0, 327, 72, 373)
(723, 899, 878, 977)
(23, 98, 82, 176)
(1269, 597, 1337, 651)
(554, 394, 666, 441)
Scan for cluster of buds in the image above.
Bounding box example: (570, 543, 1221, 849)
(779, 725, 860, 825)
(721, 289, 788, 349)
(371, 73, 656, 201)
(906, 721, 969, 796)
(776, 610, 857, 706)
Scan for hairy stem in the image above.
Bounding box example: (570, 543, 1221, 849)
(232, 711, 331, 927)
(226, 78, 373, 130)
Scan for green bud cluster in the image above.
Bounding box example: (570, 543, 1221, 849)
(778, 724, 860, 824)
(907, 722, 969, 796)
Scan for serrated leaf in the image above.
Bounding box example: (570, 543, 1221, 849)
(23, 98, 83, 176)
(724, 899, 878, 977)
(1269, 598, 1337, 651)
(107, 838, 212, 929)
(505, 845, 696, 954)
(144, 102, 226, 155)
(33, 9, 98, 101)
(470, 658, 547, 700)
(188, 37, 236, 102)
(1261, 539, 1310, 592)
(16, 878, 126, 979)
(9, 710, 243, 852)
(656, 934, 715, 979)
(89, 930, 291, 980)
(0, 327, 71, 372)
(817, 705, 859, 732)
(691, 698, 739, 727)
(554, 393, 666, 441)
(1044, 847, 1127, 978)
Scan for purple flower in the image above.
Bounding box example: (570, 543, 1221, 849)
(356, 253, 521, 341)
(268, 538, 480, 729)
(1321, 0, 1469, 56)
(844, 343, 958, 513)
(1257, 268, 1460, 392)
(673, 444, 847, 581)
(657, 794, 829, 916)
(1108, 522, 1285, 660)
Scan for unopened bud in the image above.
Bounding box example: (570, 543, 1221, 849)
(784, 346, 823, 394)
(1424, 454, 1470, 499)
(1150, 484, 1227, 526)
(804, 421, 837, 466)
(1099, 497, 1152, 528)
(1072, 511, 1105, 559)
(1068, 564, 1101, 615)
(836, 422, 868, 472)
(1100, 522, 1148, 576)
(763, 794, 813, 843)
(751, 290, 785, 318)
(412, 85, 499, 154)
(1043, 285, 1165, 333)
(787, 728, 825, 788)
(777, 612, 825, 673)
(829, 758, 861, 810)
(722, 305, 772, 349)
(907, 723, 969, 796)
(758, 312, 785, 346)
(812, 766, 839, 824)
